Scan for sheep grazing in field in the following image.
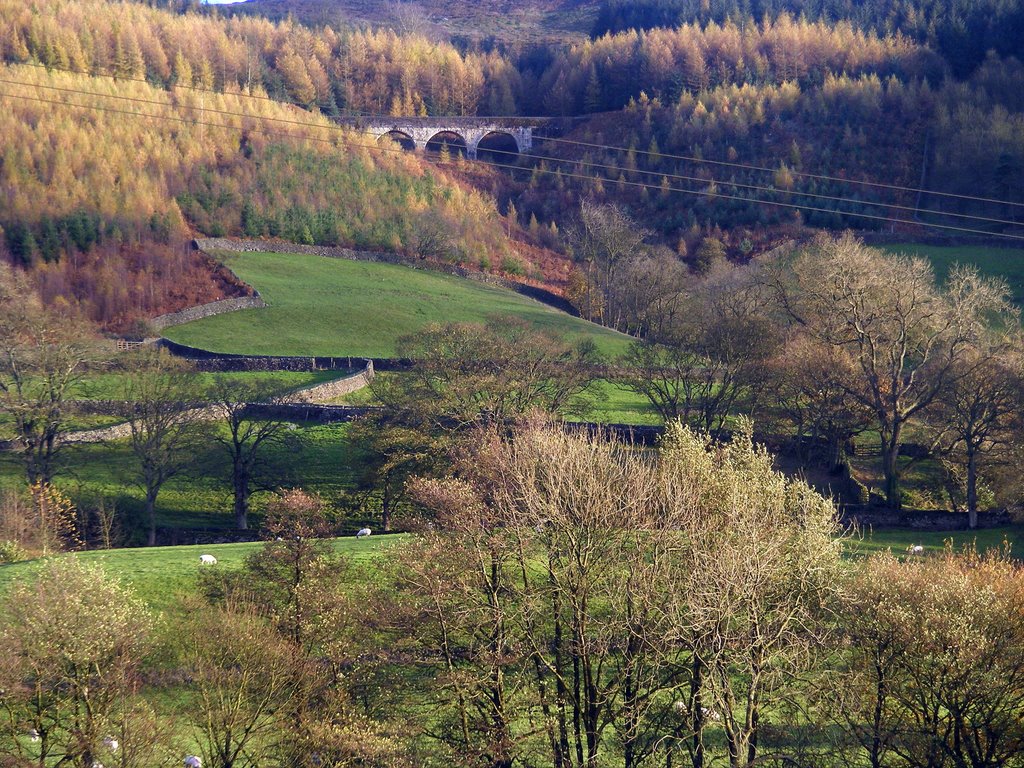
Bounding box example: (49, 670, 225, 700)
(909, 544, 925, 555)
(102, 735, 119, 752)
(198, 554, 218, 565)
(356, 527, 372, 538)
(184, 756, 202, 768)
(26, 728, 40, 742)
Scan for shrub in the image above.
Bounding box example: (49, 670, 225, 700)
(0, 540, 25, 564)
(501, 255, 526, 276)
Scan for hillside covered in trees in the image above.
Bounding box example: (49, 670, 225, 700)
(0, 58, 512, 328)
(1, 0, 1023, 324)
(590, 0, 1024, 76)
(517, 53, 1024, 246)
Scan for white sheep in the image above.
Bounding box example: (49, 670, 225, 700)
(909, 544, 925, 555)
(702, 706, 722, 722)
(102, 735, 119, 752)
(199, 554, 218, 565)
(356, 527, 372, 538)
(26, 728, 40, 742)
(91, 762, 105, 768)
(184, 756, 202, 768)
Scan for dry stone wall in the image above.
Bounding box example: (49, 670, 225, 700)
(54, 364, 375, 444)
(287, 362, 375, 403)
(157, 339, 369, 372)
(151, 295, 266, 331)
(149, 257, 264, 331)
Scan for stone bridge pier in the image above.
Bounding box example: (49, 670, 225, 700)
(339, 118, 537, 160)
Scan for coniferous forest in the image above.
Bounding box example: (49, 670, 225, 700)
(0, 0, 1022, 327)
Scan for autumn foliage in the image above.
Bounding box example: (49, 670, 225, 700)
(0, 61, 508, 327)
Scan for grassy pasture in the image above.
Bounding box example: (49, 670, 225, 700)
(845, 523, 1024, 558)
(881, 243, 1024, 304)
(579, 379, 662, 425)
(0, 422, 367, 539)
(3, 523, 1019, 614)
(0, 535, 400, 614)
(162, 251, 632, 358)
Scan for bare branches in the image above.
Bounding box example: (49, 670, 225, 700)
(403, 419, 843, 768)
(0, 261, 101, 484)
(777, 232, 1016, 508)
(112, 349, 205, 546)
(207, 375, 291, 531)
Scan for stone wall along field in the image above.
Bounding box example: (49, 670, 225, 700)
(57, 364, 375, 444)
(150, 295, 266, 331)
(286, 362, 375, 403)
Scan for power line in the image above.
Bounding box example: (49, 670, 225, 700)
(3, 85, 1024, 243)
(4, 73, 1021, 232)
(15, 60, 1024, 212)
(346, 112, 1024, 210)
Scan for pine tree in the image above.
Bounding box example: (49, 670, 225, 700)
(6, 222, 37, 266)
(173, 51, 193, 87)
(505, 201, 518, 237)
(584, 65, 603, 113)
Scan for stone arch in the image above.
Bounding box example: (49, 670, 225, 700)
(425, 130, 468, 157)
(378, 130, 416, 151)
(476, 131, 520, 163)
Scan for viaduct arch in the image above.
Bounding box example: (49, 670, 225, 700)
(346, 118, 538, 160)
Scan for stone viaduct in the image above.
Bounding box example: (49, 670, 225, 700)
(336, 117, 543, 160)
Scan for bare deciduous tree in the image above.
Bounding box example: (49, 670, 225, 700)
(567, 201, 650, 327)
(615, 246, 690, 339)
(838, 549, 1024, 768)
(778, 233, 1015, 508)
(768, 334, 872, 470)
(208, 376, 292, 531)
(0, 262, 99, 485)
(927, 343, 1024, 527)
(658, 420, 844, 768)
(387, 317, 600, 431)
(184, 601, 298, 768)
(114, 350, 204, 546)
(405, 418, 843, 768)
(0, 559, 152, 767)
(621, 268, 779, 433)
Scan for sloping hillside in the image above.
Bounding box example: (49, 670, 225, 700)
(163, 251, 631, 357)
(215, 0, 600, 44)
(0, 63, 513, 328)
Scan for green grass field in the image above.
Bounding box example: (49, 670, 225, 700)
(882, 244, 1024, 304)
(845, 523, 1024, 558)
(579, 380, 662, 425)
(0, 421, 369, 540)
(332, 373, 662, 425)
(162, 252, 632, 358)
(0, 535, 400, 613)
(4, 523, 1018, 616)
